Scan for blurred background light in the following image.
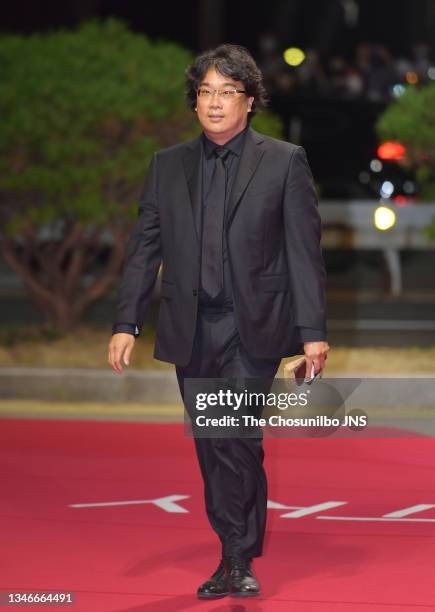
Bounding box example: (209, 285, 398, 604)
(392, 84, 406, 97)
(374, 205, 397, 231)
(370, 159, 383, 172)
(405, 70, 418, 84)
(377, 141, 406, 161)
(283, 47, 305, 66)
(394, 195, 409, 206)
(403, 180, 415, 194)
(380, 180, 395, 198)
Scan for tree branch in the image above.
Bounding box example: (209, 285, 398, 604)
(0, 236, 54, 306)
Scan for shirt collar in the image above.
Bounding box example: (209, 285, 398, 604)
(202, 125, 248, 160)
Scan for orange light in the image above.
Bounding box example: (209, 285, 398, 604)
(406, 71, 418, 84)
(377, 141, 406, 161)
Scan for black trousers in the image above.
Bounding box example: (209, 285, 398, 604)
(176, 308, 281, 560)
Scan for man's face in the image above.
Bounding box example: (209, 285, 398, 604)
(195, 66, 254, 143)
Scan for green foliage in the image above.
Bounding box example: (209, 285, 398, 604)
(251, 109, 284, 139)
(0, 19, 196, 233)
(376, 83, 435, 201)
(0, 20, 285, 237)
(0, 20, 288, 330)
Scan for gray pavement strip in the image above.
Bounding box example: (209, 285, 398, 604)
(0, 368, 434, 412)
(0, 367, 179, 403)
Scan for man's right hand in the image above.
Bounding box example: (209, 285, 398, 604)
(108, 333, 135, 374)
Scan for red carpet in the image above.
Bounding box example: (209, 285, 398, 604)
(1, 418, 435, 611)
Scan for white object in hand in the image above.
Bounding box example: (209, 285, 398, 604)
(305, 362, 317, 383)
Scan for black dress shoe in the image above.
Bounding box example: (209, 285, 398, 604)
(197, 559, 229, 599)
(227, 557, 260, 597)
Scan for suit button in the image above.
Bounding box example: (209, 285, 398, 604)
(193, 289, 198, 296)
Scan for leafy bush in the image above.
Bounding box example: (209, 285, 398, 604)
(0, 20, 196, 330)
(0, 19, 284, 330)
(376, 83, 435, 201)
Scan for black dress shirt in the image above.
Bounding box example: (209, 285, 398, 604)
(198, 126, 248, 309)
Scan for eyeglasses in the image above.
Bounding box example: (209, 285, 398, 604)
(197, 87, 246, 98)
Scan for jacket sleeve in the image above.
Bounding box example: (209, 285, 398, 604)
(283, 146, 327, 333)
(298, 326, 326, 342)
(113, 153, 161, 334)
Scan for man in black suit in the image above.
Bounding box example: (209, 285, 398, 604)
(109, 44, 329, 599)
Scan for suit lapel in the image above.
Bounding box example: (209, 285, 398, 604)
(181, 128, 265, 239)
(226, 127, 265, 227)
(182, 135, 202, 244)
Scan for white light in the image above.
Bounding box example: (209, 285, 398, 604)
(359, 171, 370, 184)
(392, 84, 406, 97)
(428, 67, 435, 80)
(370, 159, 383, 173)
(374, 205, 396, 231)
(380, 181, 394, 197)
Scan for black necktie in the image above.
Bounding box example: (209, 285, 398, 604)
(201, 147, 230, 298)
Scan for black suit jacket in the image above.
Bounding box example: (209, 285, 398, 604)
(114, 127, 326, 366)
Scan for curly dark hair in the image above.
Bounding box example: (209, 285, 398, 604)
(185, 43, 268, 120)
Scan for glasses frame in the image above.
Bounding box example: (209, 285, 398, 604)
(196, 87, 247, 99)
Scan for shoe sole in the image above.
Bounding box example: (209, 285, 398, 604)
(197, 592, 229, 599)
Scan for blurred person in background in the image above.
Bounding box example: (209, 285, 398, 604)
(365, 44, 396, 102)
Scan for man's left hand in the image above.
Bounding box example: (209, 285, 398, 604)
(303, 341, 330, 378)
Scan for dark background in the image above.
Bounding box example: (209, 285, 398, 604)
(2, 0, 434, 56)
